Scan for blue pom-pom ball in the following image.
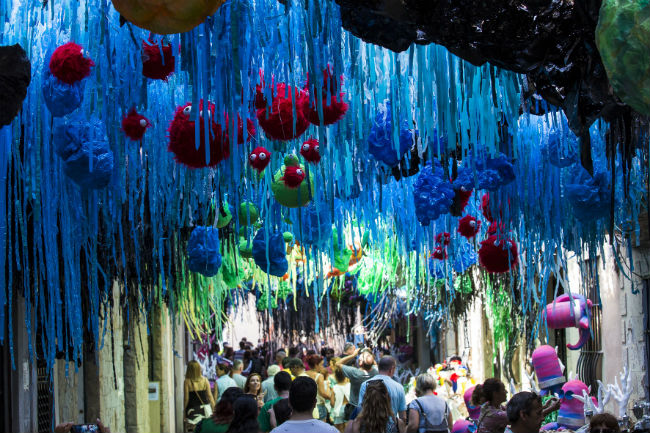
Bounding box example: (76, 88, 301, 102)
(453, 241, 478, 274)
(413, 160, 454, 225)
(565, 165, 611, 221)
(299, 201, 334, 248)
(53, 116, 114, 189)
(187, 226, 222, 277)
(542, 130, 578, 168)
(368, 100, 415, 167)
(428, 257, 447, 280)
(253, 230, 289, 277)
(42, 70, 85, 117)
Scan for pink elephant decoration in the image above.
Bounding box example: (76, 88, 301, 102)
(544, 293, 593, 350)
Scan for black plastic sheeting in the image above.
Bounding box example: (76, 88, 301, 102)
(0, 44, 31, 127)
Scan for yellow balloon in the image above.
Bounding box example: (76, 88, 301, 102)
(112, 0, 226, 34)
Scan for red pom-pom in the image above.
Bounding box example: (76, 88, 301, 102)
(307, 93, 349, 126)
(142, 40, 175, 81)
(435, 232, 451, 246)
(300, 137, 321, 163)
(254, 84, 267, 109)
(478, 235, 518, 273)
(122, 108, 151, 141)
(457, 215, 480, 239)
(450, 187, 473, 216)
(168, 101, 250, 168)
(432, 246, 447, 260)
(257, 83, 310, 141)
(249, 146, 271, 173)
(49, 42, 94, 84)
(481, 193, 493, 222)
(281, 165, 306, 188)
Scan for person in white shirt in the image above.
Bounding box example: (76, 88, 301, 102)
(270, 376, 339, 433)
(263, 365, 281, 402)
(214, 361, 238, 401)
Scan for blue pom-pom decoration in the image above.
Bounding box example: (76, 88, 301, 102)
(476, 153, 515, 190)
(428, 257, 447, 280)
(368, 100, 415, 167)
(542, 130, 578, 168)
(565, 165, 612, 221)
(299, 201, 333, 248)
(53, 116, 114, 189)
(414, 160, 454, 225)
(253, 230, 289, 277)
(453, 241, 478, 274)
(42, 70, 85, 117)
(453, 166, 475, 190)
(187, 226, 222, 277)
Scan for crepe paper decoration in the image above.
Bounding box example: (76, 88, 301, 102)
(609, 365, 632, 419)
(142, 39, 175, 81)
(477, 153, 515, 190)
(532, 345, 566, 394)
(53, 116, 114, 189)
(480, 193, 493, 222)
(428, 256, 447, 280)
(299, 201, 333, 248)
(331, 227, 354, 274)
(453, 241, 477, 274)
(49, 42, 94, 85)
(565, 165, 612, 221)
(238, 239, 254, 259)
(0, 44, 31, 127)
(238, 202, 259, 226)
(121, 108, 151, 141)
(252, 230, 289, 277)
(300, 137, 321, 163)
(168, 102, 252, 168)
(271, 155, 314, 208)
(216, 202, 233, 228)
(306, 66, 349, 126)
(478, 235, 518, 273)
(257, 83, 310, 141)
(42, 69, 86, 118)
(368, 100, 415, 167)
(436, 232, 451, 245)
(554, 379, 594, 430)
(464, 386, 480, 421)
(249, 146, 271, 173)
(544, 293, 593, 350)
(596, 0, 650, 115)
(187, 226, 222, 277)
(432, 247, 447, 260)
(458, 215, 481, 239)
(450, 187, 473, 216)
(111, 0, 226, 34)
(414, 161, 455, 226)
(543, 130, 578, 168)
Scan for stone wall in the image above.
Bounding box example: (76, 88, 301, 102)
(123, 311, 150, 433)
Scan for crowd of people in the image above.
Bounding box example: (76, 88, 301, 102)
(179, 338, 626, 433)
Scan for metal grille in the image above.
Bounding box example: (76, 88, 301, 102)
(576, 261, 603, 392)
(37, 360, 53, 433)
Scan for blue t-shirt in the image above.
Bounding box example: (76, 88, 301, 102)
(358, 374, 407, 416)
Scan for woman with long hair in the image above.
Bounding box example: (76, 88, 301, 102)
(331, 361, 351, 432)
(196, 387, 244, 433)
(344, 380, 406, 433)
(185, 360, 217, 429)
(226, 395, 260, 433)
(472, 378, 508, 433)
(305, 354, 333, 421)
(244, 373, 265, 409)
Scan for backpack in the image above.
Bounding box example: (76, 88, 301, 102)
(414, 398, 449, 433)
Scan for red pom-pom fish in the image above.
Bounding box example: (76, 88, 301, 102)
(121, 108, 151, 141)
(142, 39, 175, 81)
(300, 138, 321, 163)
(435, 232, 451, 246)
(478, 235, 518, 273)
(49, 42, 94, 84)
(281, 165, 306, 188)
(432, 246, 447, 260)
(457, 215, 480, 239)
(257, 83, 310, 141)
(249, 147, 271, 173)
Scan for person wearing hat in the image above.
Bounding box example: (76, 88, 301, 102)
(263, 365, 282, 403)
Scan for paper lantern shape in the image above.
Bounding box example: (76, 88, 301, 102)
(532, 345, 566, 393)
(413, 161, 455, 226)
(0, 44, 31, 127)
(300, 138, 321, 163)
(368, 100, 415, 167)
(187, 226, 222, 277)
(458, 215, 481, 239)
(53, 117, 114, 189)
(565, 165, 611, 221)
(596, 0, 650, 115)
(556, 380, 592, 429)
(142, 39, 175, 81)
(544, 293, 593, 350)
(111, 0, 226, 34)
(542, 130, 578, 168)
(256, 83, 310, 141)
(121, 108, 151, 141)
(478, 235, 518, 273)
(238, 202, 259, 226)
(252, 230, 288, 277)
(464, 386, 480, 421)
(271, 155, 314, 208)
(49, 42, 94, 85)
